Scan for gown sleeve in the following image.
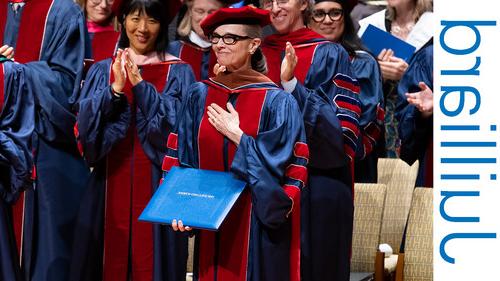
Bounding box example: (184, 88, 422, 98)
(351, 51, 385, 159)
(75, 60, 131, 166)
(0, 63, 35, 204)
(396, 46, 433, 166)
(135, 63, 196, 167)
(230, 91, 308, 229)
(24, 5, 86, 142)
(290, 43, 361, 168)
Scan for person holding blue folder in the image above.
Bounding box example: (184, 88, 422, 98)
(358, 0, 433, 158)
(166, 6, 308, 281)
(71, 0, 195, 280)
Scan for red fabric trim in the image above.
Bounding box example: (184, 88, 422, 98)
(333, 78, 361, 94)
(166, 133, 178, 150)
(340, 120, 360, 137)
(261, 46, 282, 84)
(376, 104, 385, 122)
(293, 142, 309, 161)
(14, 0, 53, 63)
(179, 42, 204, 81)
(293, 44, 317, 84)
(283, 184, 301, 281)
(161, 155, 179, 171)
(0, 3, 6, 47)
(285, 164, 308, 185)
(12, 192, 24, 254)
(344, 145, 355, 161)
(91, 30, 120, 62)
(103, 62, 171, 281)
(336, 100, 361, 116)
(263, 28, 326, 49)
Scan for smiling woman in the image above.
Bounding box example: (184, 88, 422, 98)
(166, 6, 308, 281)
(71, 0, 196, 280)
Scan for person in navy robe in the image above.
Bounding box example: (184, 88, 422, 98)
(308, 0, 384, 183)
(71, 0, 195, 280)
(168, 6, 308, 281)
(0, 53, 35, 281)
(1, 0, 89, 280)
(396, 39, 433, 187)
(260, 0, 361, 280)
(77, 0, 120, 62)
(167, 0, 240, 81)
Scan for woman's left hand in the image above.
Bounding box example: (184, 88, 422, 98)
(207, 102, 243, 146)
(124, 48, 143, 86)
(405, 82, 433, 118)
(378, 55, 408, 81)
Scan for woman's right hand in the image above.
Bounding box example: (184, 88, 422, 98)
(171, 219, 192, 232)
(111, 49, 126, 93)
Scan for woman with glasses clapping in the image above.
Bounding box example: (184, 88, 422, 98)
(71, 0, 195, 280)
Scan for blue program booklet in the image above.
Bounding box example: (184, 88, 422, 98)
(360, 24, 417, 62)
(139, 166, 247, 231)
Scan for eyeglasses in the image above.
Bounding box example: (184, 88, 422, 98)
(262, 0, 289, 10)
(89, 0, 113, 6)
(311, 9, 343, 22)
(209, 33, 253, 45)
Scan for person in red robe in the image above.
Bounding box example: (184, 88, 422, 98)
(168, 6, 308, 281)
(261, 0, 361, 280)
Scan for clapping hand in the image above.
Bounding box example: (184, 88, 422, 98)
(405, 82, 433, 118)
(280, 41, 298, 82)
(378, 49, 408, 81)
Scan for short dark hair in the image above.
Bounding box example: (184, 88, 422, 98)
(118, 0, 169, 59)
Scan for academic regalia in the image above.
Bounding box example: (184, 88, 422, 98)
(72, 57, 195, 281)
(161, 69, 308, 281)
(351, 50, 384, 183)
(168, 37, 217, 81)
(396, 40, 433, 187)
(0, 0, 89, 280)
(358, 10, 434, 158)
(0, 62, 35, 281)
(262, 28, 361, 281)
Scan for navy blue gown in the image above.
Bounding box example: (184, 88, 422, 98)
(263, 28, 361, 281)
(0, 62, 35, 281)
(396, 40, 433, 187)
(161, 70, 308, 281)
(72, 57, 195, 281)
(0, 0, 89, 280)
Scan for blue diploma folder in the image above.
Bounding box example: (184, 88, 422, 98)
(360, 24, 416, 62)
(139, 167, 247, 231)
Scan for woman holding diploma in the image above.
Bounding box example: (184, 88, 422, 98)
(71, 0, 195, 280)
(167, 6, 308, 281)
